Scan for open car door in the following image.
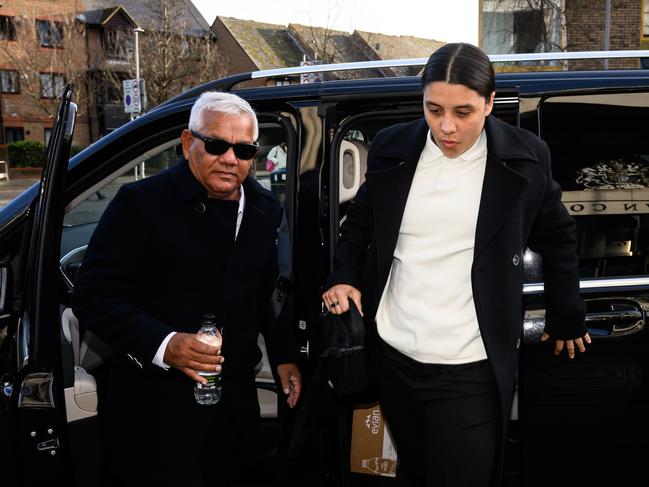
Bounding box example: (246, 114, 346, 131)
(0, 86, 76, 485)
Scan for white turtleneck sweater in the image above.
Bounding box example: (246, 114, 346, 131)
(376, 129, 489, 364)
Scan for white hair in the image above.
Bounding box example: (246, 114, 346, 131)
(188, 91, 258, 140)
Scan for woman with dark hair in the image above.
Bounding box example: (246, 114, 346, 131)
(322, 43, 590, 486)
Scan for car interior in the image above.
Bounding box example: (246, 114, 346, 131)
(540, 92, 649, 278)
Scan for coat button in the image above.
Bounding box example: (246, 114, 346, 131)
(194, 202, 206, 214)
(515, 338, 521, 349)
(512, 254, 520, 266)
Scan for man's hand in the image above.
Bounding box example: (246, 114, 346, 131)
(277, 363, 302, 408)
(541, 331, 592, 359)
(322, 284, 363, 315)
(163, 332, 224, 383)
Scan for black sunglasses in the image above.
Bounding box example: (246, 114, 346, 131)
(190, 130, 259, 160)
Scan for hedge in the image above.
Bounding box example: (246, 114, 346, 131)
(8, 141, 85, 168)
(8, 141, 45, 168)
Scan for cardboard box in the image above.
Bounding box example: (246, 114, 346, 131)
(350, 402, 398, 477)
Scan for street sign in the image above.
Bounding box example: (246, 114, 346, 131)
(123, 79, 141, 114)
(300, 59, 323, 84)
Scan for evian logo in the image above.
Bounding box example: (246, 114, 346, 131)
(364, 407, 381, 435)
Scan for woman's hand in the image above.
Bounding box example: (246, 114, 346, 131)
(322, 284, 363, 315)
(541, 331, 592, 358)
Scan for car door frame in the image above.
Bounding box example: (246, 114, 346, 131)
(5, 85, 76, 485)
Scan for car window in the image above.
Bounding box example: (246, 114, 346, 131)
(250, 120, 290, 206)
(540, 92, 649, 280)
(63, 142, 181, 227)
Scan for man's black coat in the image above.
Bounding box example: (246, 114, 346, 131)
(73, 159, 298, 485)
(327, 115, 587, 482)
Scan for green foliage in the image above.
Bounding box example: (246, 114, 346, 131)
(8, 141, 46, 168)
(6, 141, 85, 168)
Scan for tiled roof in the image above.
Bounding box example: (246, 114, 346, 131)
(287, 23, 384, 79)
(77, 8, 108, 25)
(352, 30, 445, 76)
(81, 0, 210, 36)
(354, 30, 445, 60)
(216, 16, 446, 78)
(287, 23, 366, 64)
(77, 6, 137, 27)
(218, 17, 303, 70)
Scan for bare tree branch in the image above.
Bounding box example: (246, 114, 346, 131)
(136, 0, 228, 108)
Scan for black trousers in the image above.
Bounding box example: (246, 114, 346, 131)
(377, 339, 499, 487)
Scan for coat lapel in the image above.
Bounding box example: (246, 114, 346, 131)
(474, 116, 539, 258)
(368, 160, 418, 270)
(365, 118, 428, 274)
(474, 154, 529, 258)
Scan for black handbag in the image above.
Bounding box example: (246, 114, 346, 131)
(317, 300, 369, 396)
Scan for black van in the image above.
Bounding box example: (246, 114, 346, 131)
(2, 50, 649, 486)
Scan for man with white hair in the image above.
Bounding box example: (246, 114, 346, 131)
(74, 91, 302, 486)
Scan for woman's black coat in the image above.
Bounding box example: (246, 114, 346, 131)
(327, 115, 587, 481)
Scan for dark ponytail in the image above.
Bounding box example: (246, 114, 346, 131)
(421, 43, 495, 102)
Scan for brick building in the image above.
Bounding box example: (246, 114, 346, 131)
(0, 0, 214, 148)
(481, 0, 647, 69)
(78, 5, 138, 141)
(565, 0, 644, 69)
(640, 0, 649, 50)
(83, 0, 217, 126)
(0, 0, 90, 147)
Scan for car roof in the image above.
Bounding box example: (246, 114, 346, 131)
(159, 50, 649, 107)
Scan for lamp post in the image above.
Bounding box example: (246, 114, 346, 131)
(133, 26, 145, 179)
(604, 0, 611, 69)
(134, 27, 144, 81)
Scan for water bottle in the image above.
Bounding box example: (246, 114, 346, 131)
(194, 314, 223, 405)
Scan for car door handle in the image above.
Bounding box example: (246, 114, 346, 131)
(584, 298, 644, 337)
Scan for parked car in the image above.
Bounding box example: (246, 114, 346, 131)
(1, 50, 649, 486)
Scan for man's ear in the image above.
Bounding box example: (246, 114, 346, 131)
(180, 129, 193, 160)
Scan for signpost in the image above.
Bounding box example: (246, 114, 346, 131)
(128, 27, 146, 180)
(123, 79, 141, 114)
(123, 77, 146, 179)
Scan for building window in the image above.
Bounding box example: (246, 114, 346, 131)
(5, 127, 24, 143)
(481, 0, 561, 54)
(37, 20, 64, 48)
(0, 70, 20, 93)
(40, 73, 65, 98)
(513, 9, 545, 53)
(103, 28, 131, 60)
(0, 15, 16, 41)
(644, 0, 649, 37)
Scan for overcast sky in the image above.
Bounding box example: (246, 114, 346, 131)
(193, 0, 479, 44)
